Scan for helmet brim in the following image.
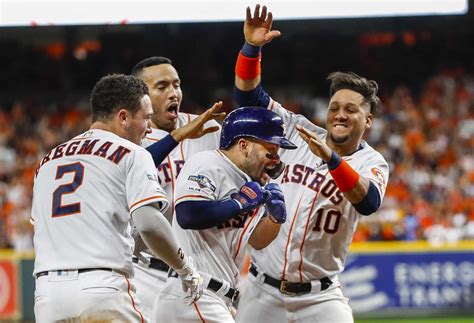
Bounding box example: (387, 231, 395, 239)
(277, 138, 298, 150)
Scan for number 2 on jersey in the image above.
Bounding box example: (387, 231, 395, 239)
(52, 162, 84, 217)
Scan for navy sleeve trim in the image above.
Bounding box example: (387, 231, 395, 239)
(175, 199, 241, 230)
(145, 134, 178, 167)
(353, 181, 381, 216)
(233, 83, 270, 108)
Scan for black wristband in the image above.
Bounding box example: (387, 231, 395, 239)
(327, 151, 342, 170)
(242, 42, 261, 58)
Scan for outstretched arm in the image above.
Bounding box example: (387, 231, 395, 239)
(235, 5, 280, 98)
(146, 101, 225, 166)
(296, 126, 381, 215)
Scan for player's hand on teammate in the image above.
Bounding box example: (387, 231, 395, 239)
(244, 4, 281, 47)
(231, 181, 268, 212)
(176, 256, 204, 305)
(263, 183, 287, 224)
(170, 101, 226, 142)
(296, 125, 332, 162)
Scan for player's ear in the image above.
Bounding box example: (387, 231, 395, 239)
(117, 109, 128, 126)
(365, 113, 373, 129)
(238, 138, 249, 157)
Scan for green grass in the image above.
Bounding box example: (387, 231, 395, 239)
(356, 317, 474, 323)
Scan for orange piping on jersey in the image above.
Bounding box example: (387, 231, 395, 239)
(193, 303, 206, 322)
(297, 191, 320, 282)
(175, 194, 210, 204)
(179, 141, 185, 161)
(145, 136, 160, 142)
(234, 208, 259, 259)
(166, 155, 176, 219)
(269, 99, 275, 111)
(129, 195, 167, 210)
(180, 113, 191, 160)
(125, 277, 145, 323)
(281, 194, 304, 281)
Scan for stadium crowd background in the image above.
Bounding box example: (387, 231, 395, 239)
(0, 11, 473, 250)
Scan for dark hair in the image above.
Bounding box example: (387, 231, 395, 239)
(131, 56, 173, 77)
(90, 74, 149, 122)
(328, 72, 381, 115)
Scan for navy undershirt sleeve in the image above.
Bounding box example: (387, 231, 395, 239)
(233, 84, 271, 108)
(175, 199, 242, 230)
(353, 181, 381, 215)
(145, 134, 178, 167)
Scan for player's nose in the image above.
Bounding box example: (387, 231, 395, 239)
(266, 152, 280, 164)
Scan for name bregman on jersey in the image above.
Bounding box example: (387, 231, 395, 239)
(35, 139, 131, 177)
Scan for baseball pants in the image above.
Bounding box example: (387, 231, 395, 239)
(236, 271, 353, 323)
(34, 269, 146, 322)
(153, 275, 235, 323)
(132, 259, 168, 320)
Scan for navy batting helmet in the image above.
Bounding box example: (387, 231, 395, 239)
(220, 107, 297, 150)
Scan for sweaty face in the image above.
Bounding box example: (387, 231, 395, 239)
(242, 139, 281, 185)
(326, 89, 372, 148)
(139, 64, 183, 133)
(126, 95, 153, 145)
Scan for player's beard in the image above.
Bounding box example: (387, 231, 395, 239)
(330, 132, 350, 145)
(154, 115, 177, 133)
(244, 149, 268, 185)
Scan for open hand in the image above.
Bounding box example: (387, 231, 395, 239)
(171, 101, 225, 142)
(296, 125, 332, 162)
(244, 4, 281, 47)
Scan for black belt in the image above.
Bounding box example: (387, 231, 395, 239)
(249, 264, 332, 295)
(132, 257, 169, 272)
(168, 269, 240, 302)
(36, 268, 112, 278)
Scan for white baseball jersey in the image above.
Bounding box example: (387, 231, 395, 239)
(32, 129, 168, 277)
(141, 112, 221, 221)
(133, 112, 220, 316)
(173, 149, 265, 286)
(251, 98, 389, 282)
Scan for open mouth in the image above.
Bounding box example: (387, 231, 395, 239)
(333, 124, 348, 129)
(167, 102, 179, 118)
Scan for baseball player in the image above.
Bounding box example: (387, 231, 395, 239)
(153, 107, 297, 322)
(32, 74, 203, 322)
(130, 56, 224, 316)
(233, 5, 390, 322)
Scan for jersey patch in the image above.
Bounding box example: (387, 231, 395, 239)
(188, 175, 216, 192)
(147, 173, 160, 183)
(371, 167, 386, 190)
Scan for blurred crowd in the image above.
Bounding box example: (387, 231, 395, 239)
(354, 72, 474, 244)
(0, 72, 473, 250)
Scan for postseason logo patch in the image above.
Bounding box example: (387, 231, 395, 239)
(188, 175, 216, 192)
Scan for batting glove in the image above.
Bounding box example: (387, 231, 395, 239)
(231, 181, 269, 213)
(176, 256, 204, 305)
(264, 183, 287, 224)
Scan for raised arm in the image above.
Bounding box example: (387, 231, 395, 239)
(234, 5, 280, 107)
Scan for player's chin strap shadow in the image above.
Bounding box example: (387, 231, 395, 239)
(266, 161, 285, 179)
